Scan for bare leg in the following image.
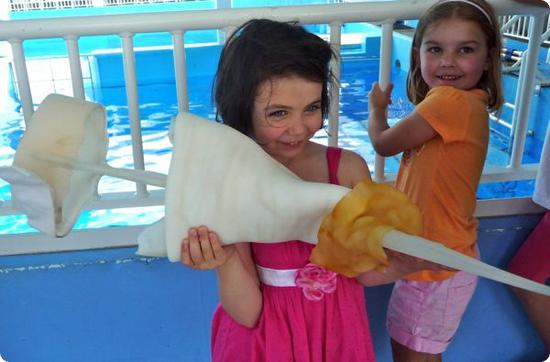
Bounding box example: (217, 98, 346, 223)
(511, 287, 550, 351)
(391, 338, 442, 362)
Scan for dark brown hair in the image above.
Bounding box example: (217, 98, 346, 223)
(213, 19, 335, 136)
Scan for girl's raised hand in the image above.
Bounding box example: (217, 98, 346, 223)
(181, 226, 236, 270)
(368, 82, 394, 110)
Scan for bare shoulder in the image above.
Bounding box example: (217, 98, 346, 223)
(338, 148, 371, 188)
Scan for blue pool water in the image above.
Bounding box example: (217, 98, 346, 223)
(0, 29, 546, 234)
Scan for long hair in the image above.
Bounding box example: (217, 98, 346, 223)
(406, 0, 503, 112)
(213, 19, 335, 136)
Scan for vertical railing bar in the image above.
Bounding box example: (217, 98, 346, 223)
(9, 39, 34, 126)
(65, 35, 85, 99)
(222, 25, 237, 45)
(510, 14, 545, 169)
(500, 15, 519, 34)
(216, 0, 232, 44)
(508, 51, 526, 153)
(374, 19, 394, 182)
(120, 31, 148, 197)
(172, 30, 189, 112)
(328, 21, 342, 147)
(540, 27, 550, 45)
(519, 16, 524, 35)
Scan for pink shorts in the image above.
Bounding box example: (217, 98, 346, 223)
(386, 270, 478, 354)
(508, 211, 550, 285)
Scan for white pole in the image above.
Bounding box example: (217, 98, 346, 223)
(65, 35, 85, 100)
(172, 30, 189, 112)
(328, 21, 342, 147)
(374, 20, 394, 182)
(510, 14, 545, 169)
(120, 32, 148, 197)
(10, 39, 34, 126)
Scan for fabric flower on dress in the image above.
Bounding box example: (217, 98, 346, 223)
(295, 263, 338, 301)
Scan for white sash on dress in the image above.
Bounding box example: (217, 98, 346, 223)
(256, 265, 299, 287)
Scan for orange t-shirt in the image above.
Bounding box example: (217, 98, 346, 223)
(396, 86, 489, 282)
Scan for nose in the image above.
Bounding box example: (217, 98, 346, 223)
(286, 114, 307, 135)
(440, 52, 456, 67)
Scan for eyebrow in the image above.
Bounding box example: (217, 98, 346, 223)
(265, 99, 322, 111)
(423, 40, 482, 46)
(265, 104, 290, 110)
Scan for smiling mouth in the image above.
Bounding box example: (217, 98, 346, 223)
(281, 140, 301, 147)
(437, 75, 462, 81)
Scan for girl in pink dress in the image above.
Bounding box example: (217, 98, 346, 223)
(180, 19, 433, 361)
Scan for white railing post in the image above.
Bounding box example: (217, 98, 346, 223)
(501, 15, 520, 34)
(172, 30, 189, 112)
(328, 21, 342, 147)
(374, 19, 394, 182)
(510, 14, 545, 169)
(9, 39, 34, 126)
(65, 35, 86, 99)
(216, 0, 231, 9)
(120, 31, 148, 197)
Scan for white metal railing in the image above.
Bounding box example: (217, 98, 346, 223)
(500, 13, 550, 46)
(499, 13, 550, 74)
(0, 0, 548, 255)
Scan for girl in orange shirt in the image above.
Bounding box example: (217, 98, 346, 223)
(368, 1, 503, 360)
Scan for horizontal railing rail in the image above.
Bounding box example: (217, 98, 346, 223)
(0, 0, 548, 255)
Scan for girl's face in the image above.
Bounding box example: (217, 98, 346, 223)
(252, 76, 323, 165)
(418, 18, 490, 91)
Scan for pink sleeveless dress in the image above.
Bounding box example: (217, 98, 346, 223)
(211, 147, 376, 362)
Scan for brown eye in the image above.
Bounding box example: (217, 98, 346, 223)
(268, 110, 286, 118)
(305, 104, 321, 113)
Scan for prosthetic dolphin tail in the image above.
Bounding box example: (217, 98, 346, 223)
(142, 112, 550, 296)
(0, 94, 108, 236)
(1, 94, 548, 297)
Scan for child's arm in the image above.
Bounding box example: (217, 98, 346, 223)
(368, 82, 437, 156)
(356, 249, 452, 286)
(181, 226, 262, 328)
